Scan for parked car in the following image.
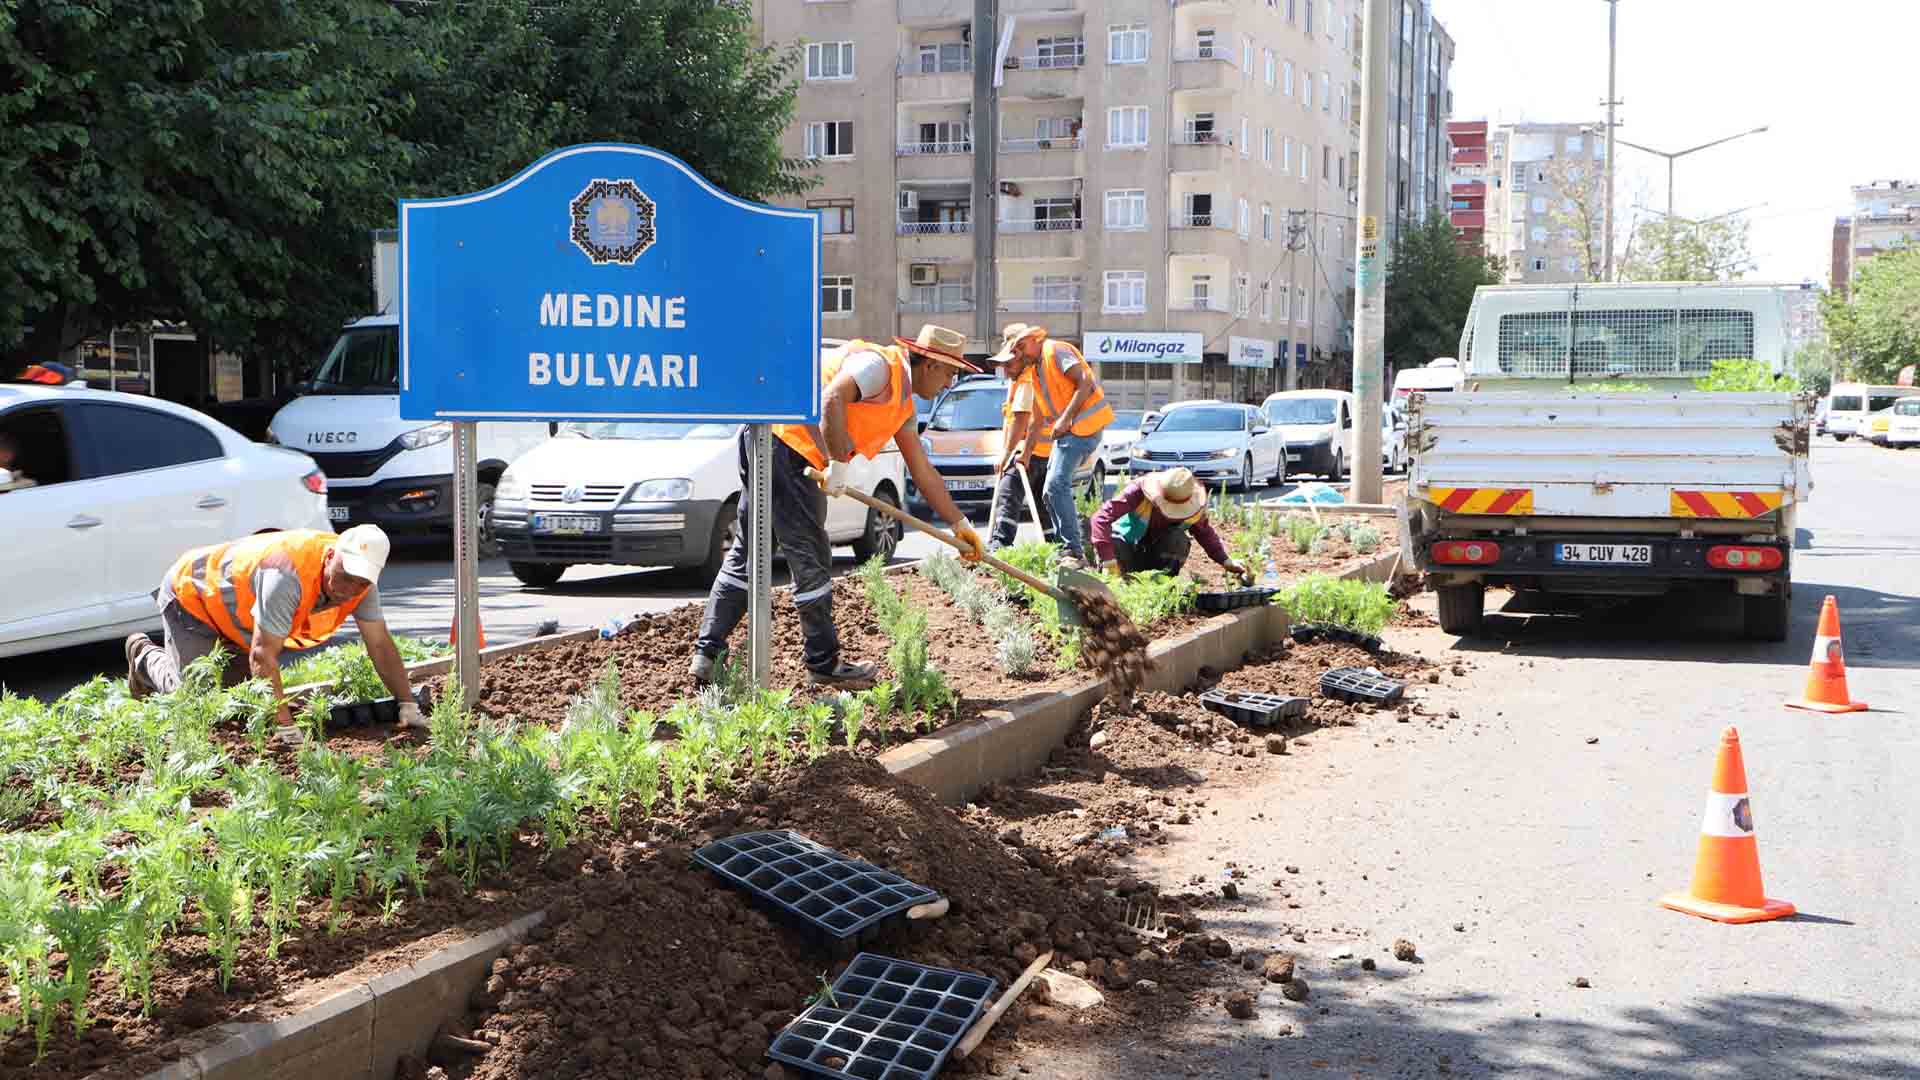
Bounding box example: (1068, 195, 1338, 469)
(1866, 407, 1895, 447)
(1128, 401, 1284, 492)
(1888, 396, 1920, 448)
(490, 345, 906, 587)
(1100, 410, 1148, 473)
(1140, 409, 1164, 435)
(1, 384, 330, 660)
(1262, 389, 1355, 481)
(1382, 401, 1408, 474)
(910, 374, 1102, 515)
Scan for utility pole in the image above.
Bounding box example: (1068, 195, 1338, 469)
(1350, 0, 1387, 505)
(971, 0, 999, 347)
(1602, 0, 1619, 281)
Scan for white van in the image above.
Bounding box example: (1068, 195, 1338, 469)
(1887, 396, 1920, 448)
(266, 314, 550, 546)
(1261, 389, 1355, 481)
(1825, 382, 1910, 441)
(1392, 357, 1465, 399)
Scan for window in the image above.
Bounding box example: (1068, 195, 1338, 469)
(1264, 49, 1275, 86)
(1261, 281, 1274, 319)
(1530, 258, 1547, 272)
(821, 275, 853, 315)
(1531, 196, 1547, 214)
(1235, 272, 1252, 316)
(1190, 273, 1213, 306)
(1300, 146, 1309, 181)
(1109, 23, 1148, 64)
(1530, 226, 1547, 244)
(1261, 203, 1273, 240)
(1033, 197, 1077, 229)
(917, 42, 968, 73)
(1237, 197, 1250, 238)
(1302, 72, 1312, 109)
(1286, 0, 1297, 23)
(0, 405, 75, 486)
(1033, 274, 1081, 309)
(1337, 154, 1345, 189)
(1321, 72, 1330, 111)
(1279, 280, 1292, 320)
(1283, 60, 1294, 96)
(1261, 127, 1273, 165)
(808, 198, 853, 234)
(1295, 286, 1307, 323)
(1182, 192, 1214, 226)
(1103, 270, 1147, 313)
(1240, 117, 1250, 156)
(804, 121, 853, 159)
(1566, 134, 1584, 152)
(1195, 27, 1216, 57)
(1322, 144, 1331, 184)
(1104, 188, 1147, 230)
(1304, 0, 1314, 32)
(1242, 35, 1253, 75)
(1564, 255, 1580, 273)
(1034, 36, 1083, 68)
(1282, 135, 1292, 171)
(74, 404, 222, 475)
(805, 41, 854, 80)
(1107, 106, 1149, 147)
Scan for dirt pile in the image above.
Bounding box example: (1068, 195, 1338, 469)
(1064, 586, 1153, 696)
(454, 755, 1163, 1080)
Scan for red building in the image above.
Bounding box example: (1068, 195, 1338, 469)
(1446, 120, 1489, 257)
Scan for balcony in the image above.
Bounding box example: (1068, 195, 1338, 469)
(898, 61, 973, 104)
(1451, 146, 1487, 166)
(896, 138, 973, 180)
(897, 219, 973, 260)
(1450, 210, 1485, 229)
(998, 134, 1084, 180)
(1170, 295, 1232, 314)
(1451, 180, 1486, 197)
(1170, 128, 1234, 172)
(1172, 50, 1237, 92)
(900, 285, 975, 314)
(1169, 213, 1240, 256)
(1000, 48, 1085, 101)
(999, 296, 1083, 313)
(998, 217, 1084, 260)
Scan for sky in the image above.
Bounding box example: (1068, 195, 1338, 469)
(1431, 0, 1920, 286)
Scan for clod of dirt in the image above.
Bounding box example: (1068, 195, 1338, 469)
(1225, 991, 1257, 1019)
(1206, 937, 1234, 960)
(1238, 950, 1261, 972)
(1263, 954, 1296, 984)
(1134, 979, 1160, 994)
(1265, 735, 1288, 754)
(1391, 938, 1419, 962)
(1360, 958, 1377, 972)
(1064, 586, 1154, 696)
(1586, 736, 1600, 745)
(1573, 976, 1592, 989)
(1285, 865, 1301, 874)
(1221, 881, 1239, 901)
(1453, 922, 1466, 932)
(1280, 977, 1310, 1002)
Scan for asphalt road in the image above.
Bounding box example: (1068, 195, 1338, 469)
(1036, 439, 1920, 1079)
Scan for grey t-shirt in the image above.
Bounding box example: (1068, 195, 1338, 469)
(161, 549, 383, 637)
(842, 349, 893, 403)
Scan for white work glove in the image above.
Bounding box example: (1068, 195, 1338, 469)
(397, 702, 428, 730)
(817, 459, 850, 496)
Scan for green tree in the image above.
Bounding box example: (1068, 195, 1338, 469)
(1616, 215, 1755, 282)
(1691, 359, 1794, 391)
(1789, 339, 1836, 396)
(1823, 245, 1920, 384)
(1384, 209, 1501, 372)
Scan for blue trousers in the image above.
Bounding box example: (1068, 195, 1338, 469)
(1043, 430, 1101, 559)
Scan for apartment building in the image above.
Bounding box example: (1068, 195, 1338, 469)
(1445, 119, 1485, 257)
(1830, 217, 1851, 299)
(1382, 0, 1451, 251)
(1449, 120, 1604, 285)
(759, 0, 1364, 407)
(1836, 180, 1920, 296)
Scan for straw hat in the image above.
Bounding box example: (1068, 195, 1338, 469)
(988, 322, 1047, 368)
(895, 325, 983, 373)
(1143, 468, 1207, 521)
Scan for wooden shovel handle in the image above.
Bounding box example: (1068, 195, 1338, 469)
(803, 468, 1066, 601)
(954, 950, 1053, 1060)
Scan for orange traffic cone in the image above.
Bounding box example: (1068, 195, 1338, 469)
(1659, 726, 1794, 924)
(1785, 595, 1867, 713)
(450, 616, 486, 650)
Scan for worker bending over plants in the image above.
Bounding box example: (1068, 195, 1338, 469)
(1090, 467, 1252, 583)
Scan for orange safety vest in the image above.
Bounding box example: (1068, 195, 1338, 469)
(1002, 382, 1052, 458)
(773, 340, 917, 471)
(169, 530, 366, 650)
(1024, 340, 1114, 438)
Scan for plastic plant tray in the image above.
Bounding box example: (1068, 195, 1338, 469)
(693, 831, 941, 943)
(325, 698, 400, 732)
(769, 953, 996, 1080)
(1199, 690, 1308, 727)
(1195, 587, 1279, 612)
(1319, 666, 1406, 706)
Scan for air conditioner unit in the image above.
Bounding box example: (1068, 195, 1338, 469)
(999, 181, 1022, 196)
(898, 188, 919, 211)
(910, 264, 939, 286)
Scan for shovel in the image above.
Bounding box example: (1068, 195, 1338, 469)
(806, 468, 1116, 629)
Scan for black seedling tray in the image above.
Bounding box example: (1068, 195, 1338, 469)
(1319, 666, 1406, 706)
(325, 697, 400, 731)
(1195, 588, 1279, 612)
(769, 953, 996, 1080)
(694, 831, 941, 945)
(1199, 690, 1308, 727)
(1290, 623, 1384, 650)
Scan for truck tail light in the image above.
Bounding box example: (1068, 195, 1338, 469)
(302, 469, 327, 494)
(1431, 540, 1500, 565)
(1706, 545, 1783, 572)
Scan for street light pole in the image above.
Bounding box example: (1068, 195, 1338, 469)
(1350, 0, 1387, 506)
(1610, 126, 1770, 223)
(1602, 0, 1618, 281)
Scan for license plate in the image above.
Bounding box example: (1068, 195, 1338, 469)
(949, 478, 994, 492)
(1555, 543, 1652, 565)
(327, 505, 350, 522)
(532, 513, 602, 535)
(1286, 453, 1303, 462)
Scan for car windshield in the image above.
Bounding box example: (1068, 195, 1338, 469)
(1155, 407, 1245, 433)
(929, 387, 1007, 431)
(1266, 398, 1338, 424)
(311, 327, 398, 393)
(1110, 411, 1146, 430)
(1830, 395, 1861, 412)
(557, 421, 737, 439)
(1896, 400, 1920, 416)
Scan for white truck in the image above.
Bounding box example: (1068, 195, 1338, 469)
(1405, 282, 1813, 641)
(266, 231, 548, 546)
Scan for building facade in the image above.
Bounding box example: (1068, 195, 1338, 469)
(1830, 217, 1851, 299)
(1448, 120, 1603, 285)
(1444, 118, 1486, 256)
(1841, 180, 1920, 294)
(757, 0, 1367, 407)
(1383, 0, 1451, 252)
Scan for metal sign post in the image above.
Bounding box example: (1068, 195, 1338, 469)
(451, 421, 481, 708)
(397, 143, 820, 700)
(747, 425, 773, 685)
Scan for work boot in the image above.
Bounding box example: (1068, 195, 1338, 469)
(125, 634, 156, 700)
(1058, 554, 1086, 572)
(807, 660, 878, 691)
(688, 651, 717, 687)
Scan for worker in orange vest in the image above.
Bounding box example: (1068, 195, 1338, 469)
(991, 323, 1114, 563)
(126, 525, 424, 731)
(987, 360, 1054, 549)
(692, 325, 987, 690)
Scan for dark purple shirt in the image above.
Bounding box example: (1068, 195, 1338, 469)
(1089, 478, 1231, 566)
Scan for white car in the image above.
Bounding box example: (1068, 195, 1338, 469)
(489, 343, 907, 587)
(1099, 410, 1148, 472)
(1382, 402, 1408, 474)
(1, 385, 331, 660)
(1263, 389, 1355, 481)
(1128, 401, 1285, 492)
(1889, 396, 1920, 448)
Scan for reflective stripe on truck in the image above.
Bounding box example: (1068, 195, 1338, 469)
(1668, 490, 1784, 519)
(1427, 487, 1534, 515)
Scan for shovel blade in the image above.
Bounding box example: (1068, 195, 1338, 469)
(1053, 567, 1117, 629)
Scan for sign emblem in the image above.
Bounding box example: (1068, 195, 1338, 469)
(562, 484, 586, 504)
(570, 179, 657, 265)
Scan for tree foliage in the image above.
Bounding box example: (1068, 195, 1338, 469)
(0, 0, 808, 371)
(1615, 215, 1755, 283)
(1691, 359, 1793, 392)
(1384, 210, 1501, 371)
(1540, 157, 1609, 282)
(1822, 246, 1920, 384)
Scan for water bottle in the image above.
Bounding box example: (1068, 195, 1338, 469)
(599, 614, 632, 640)
(1263, 557, 1281, 589)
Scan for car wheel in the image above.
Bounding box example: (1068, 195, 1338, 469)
(851, 486, 903, 562)
(1329, 450, 1346, 483)
(475, 481, 500, 559)
(698, 498, 739, 579)
(1083, 462, 1106, 503)
(1237, 454, 1254, 493)
(509, 561, 566, 588)
(1834, 433, 1850, 442)
(1436, 583, 1484, 636)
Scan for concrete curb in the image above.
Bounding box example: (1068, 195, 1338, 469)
(105, 548, 1404, 1080)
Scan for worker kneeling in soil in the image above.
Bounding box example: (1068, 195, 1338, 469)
(1090, 468, 1251, 583)
(691, 326, 987, 690)
(126, 525, 425, 730)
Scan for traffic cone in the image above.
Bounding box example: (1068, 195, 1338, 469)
(1785, 595, 1867, 713)
(450, 615, 486, 650)
(1659, 726, 1795, 924)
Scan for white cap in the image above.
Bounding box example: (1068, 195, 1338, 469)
(334, 524, 391, 584)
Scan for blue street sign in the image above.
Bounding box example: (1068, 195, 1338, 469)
(399, 144, 820, 423)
